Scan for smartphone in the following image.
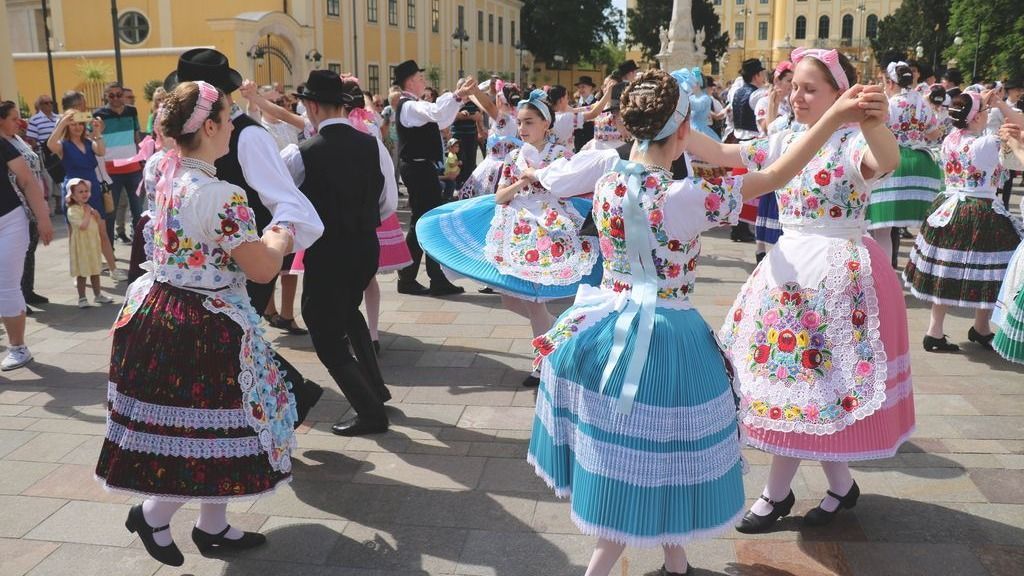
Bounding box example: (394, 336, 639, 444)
(73, 111, 93, 123)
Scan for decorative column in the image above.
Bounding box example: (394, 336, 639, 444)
(657, 0, 705, 70)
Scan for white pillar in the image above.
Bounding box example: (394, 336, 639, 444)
(0, 1, 18, 100)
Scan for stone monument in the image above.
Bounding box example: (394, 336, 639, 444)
(657, 0, 706, 70)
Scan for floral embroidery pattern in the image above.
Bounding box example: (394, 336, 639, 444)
(941, 130, 1004, 191)
(594, 111, 624, 142)
(533, 313, 586, 362)
(888, 90, 938, 148)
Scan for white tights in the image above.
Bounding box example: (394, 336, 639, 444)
(870, 228, 894, 263)
(500, 295, 554, 343)
(751, 456, 855, 516)
(365, 276, 381, 341)
(141, 499, 243, 546)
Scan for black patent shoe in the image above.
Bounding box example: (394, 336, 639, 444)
(125, 504, 184, 567)
(429, 281, 465, 296)
(521, 374, 540, 388)
(397, 280, 431, 295)
(923, 334, 960, 352)
(191, 525, 267, 554)
(803, 481, 860, 527)
(968, 327, 995, 350)
(331, 416, 389, 436)
(661, 564, 694, 576)
(735, 490, 795, 534)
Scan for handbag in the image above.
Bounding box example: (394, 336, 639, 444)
(101, 182, 115, 214)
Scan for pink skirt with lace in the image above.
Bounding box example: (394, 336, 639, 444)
(287, 214, 412, 275)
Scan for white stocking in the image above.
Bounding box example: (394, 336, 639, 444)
(196, 503, 244, 540)
(750, 455, 801, 515)
(142, 499, 184, 547)
(870, 228, 893, 263)
(364, 277, 381, 341)
(819, 461, 854, 512)
(663, 544, 689, 573)
(585, 538, 626, 576)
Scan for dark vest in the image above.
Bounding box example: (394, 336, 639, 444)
(732, 83, 759, 133)
(396, 96, 443, 163)
(298, 122, 383, 266)
(215, 113, 272, 233)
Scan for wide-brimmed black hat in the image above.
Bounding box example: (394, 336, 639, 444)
(574, 76, 596, 88)
(393, 60, 425, 87)
(294, 70, 352, 104)
(164, 48, 243, 93)
(741, 58, 766, 77)
(617, 60, 639, 75)
(1005, 78, 1024, 90)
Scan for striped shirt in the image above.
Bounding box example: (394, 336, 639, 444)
(93, 105, 141, 174)
(26, 111, 58, 144)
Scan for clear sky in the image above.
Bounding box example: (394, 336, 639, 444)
(614, 0, 628, 36)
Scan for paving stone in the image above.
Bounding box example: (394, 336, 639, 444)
(0, 405, 30, 417)
(24, 501, 134, 547)
(249, 482, 406, 525)
(5, 433, 90, 464)
(476, 457, 551, 493)
(24, 542, 160, 576)
(0, 461, 58, 496)
(458, 406, 535, 431)
(734, 540, 851, 575)
(968, 469, 1024, 504)
(885, 467, 987, 503)
(327, 523, 468, 573)
(971, 544, 1024, 576)
(394, 490, 536, 532)
(455, 529, 591, 575)
(402, 386, 516, 407)
(0, 537, 60, 576)
(0, 496, 66, 539)
(414, 351, 479, 368)
(353, 453, 486, 490)
(0, 418, 39, 432)
(22, 464, 129, 504)
(0, 431, 39, 459)
(842, 542, 988, 576)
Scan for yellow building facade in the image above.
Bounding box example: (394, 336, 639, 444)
(6, 0, 524, 120)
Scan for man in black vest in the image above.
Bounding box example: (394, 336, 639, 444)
(728, 58, 766, 243)
(163, 49, 326, 425)
(572, 76, 597, 152)
(282, 71, 397, 436)
(393, 60, 483, 296)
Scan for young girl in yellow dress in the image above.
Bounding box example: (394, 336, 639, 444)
(65, 178, 114, 308)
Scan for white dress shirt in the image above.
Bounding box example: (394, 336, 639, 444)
(232, 108, 324, 251)
(280, 117, 398, 221)
(398, 91, 463, 130)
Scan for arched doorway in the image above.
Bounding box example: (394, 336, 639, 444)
(248, 34, 293, 89)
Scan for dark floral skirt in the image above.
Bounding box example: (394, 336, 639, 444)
(96, 283, 291, 501)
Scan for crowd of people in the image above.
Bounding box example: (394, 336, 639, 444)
(1, 42, 1024, 576)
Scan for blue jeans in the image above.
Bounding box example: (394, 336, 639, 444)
(105, 170, 144, 241)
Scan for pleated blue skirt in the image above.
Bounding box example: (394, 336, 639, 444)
(755, 193, 782, 245)
(416, 195, 602, 301)
(528, 304, 746, 546)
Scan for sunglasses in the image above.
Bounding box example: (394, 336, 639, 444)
(108, 92, 124, 98)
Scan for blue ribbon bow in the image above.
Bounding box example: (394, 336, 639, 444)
(517, 89, 552, 124)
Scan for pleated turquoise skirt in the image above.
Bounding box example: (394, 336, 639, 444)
(528, 302, 746, 546)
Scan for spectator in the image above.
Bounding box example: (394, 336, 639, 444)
(145, 87, 167, 134)
(0, 101, 49, 307)
(93, 82, 144, 241)
(1, 127, 53, 371)
(24, 94, 62, 212)
(60, 90, 86, 113)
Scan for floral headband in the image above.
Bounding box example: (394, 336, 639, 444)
(791, 47, 850, 91)
(181, 81, 220, 135)
(517, 89, 551, 124)
(774, 61, 794, 78)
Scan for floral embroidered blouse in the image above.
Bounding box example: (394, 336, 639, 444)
(886, 89, 938, 150)
(485, 113, 520, 159)
(593, 111, 625, 143)
(940, 129, 1003, 193)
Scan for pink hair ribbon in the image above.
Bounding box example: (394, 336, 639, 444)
(790, 48, 850, 91)
(774, 61, 793, 78)
(181, 81, 220, 135)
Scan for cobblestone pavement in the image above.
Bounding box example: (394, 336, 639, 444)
(2, 194, 1023, 576)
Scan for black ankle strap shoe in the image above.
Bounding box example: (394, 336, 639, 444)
(803, 480, 860, 527)
(923, 334, 960, 352)
(735, 490, 795, 534)
(191, 525, 267, 554)
(125, 504, 184, 567)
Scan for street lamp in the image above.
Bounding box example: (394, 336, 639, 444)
(553, 54, 565, 86)
(740, 8, 753, 60)
(915, 42, 924, 60)
(514, 41, 527, 86)
(953, 20, 982, 80)
(304, 49, 323, 69)
(452, 27, 470, 78)
(855, 4, 867, 78)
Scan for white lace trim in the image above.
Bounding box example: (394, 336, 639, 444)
(537, 368, 739, 443)
(905, 284, 998, 309)
(107, 382, 250, 430)
(105, 421, 263, 459)
(911, 235, 1020, 263)
(908, 255, 1014, 282)
(95, 474, 291, 503)
(745, 425, 917, 462)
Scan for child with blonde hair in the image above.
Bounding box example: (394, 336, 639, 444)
(65, 178, 114, 308)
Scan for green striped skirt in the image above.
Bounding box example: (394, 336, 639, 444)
(867, 147, 942, 229)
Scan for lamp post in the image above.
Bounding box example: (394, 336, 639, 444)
(740, 8, 753, 60)
(452, 27, 470, 78)
(304, 49, 323, 70)
(110, 0, 124, 84)
(514, 41, 526, 86)
(40, 0, 57, 104)
(553, 54, 565, 86)
(953, 20, 981, 80)
(856, 4, 866, 78)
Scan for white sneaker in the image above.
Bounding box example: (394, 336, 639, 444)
(1, 346, 33, 371)
(78, 297, 91, 308)
(94, 294, 114, 305)
(110, 269, 128, 282)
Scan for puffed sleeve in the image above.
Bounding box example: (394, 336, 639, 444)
(661, 175, 745, 239)
(497, 149, 520, 189)
(535, 148, 619, 197)
(197, 183, 260, 252)
(738, 132, 786, 171)
(843, 131, 887, 191)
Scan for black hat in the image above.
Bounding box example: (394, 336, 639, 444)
(393, 60, 425, 87)
(617, 60, 639, 75)
(1005, 78, 1024, 90)
(294, 70, 362, 105)
(163, 48, 243, 93)
(574, 76, 596, 88)
(741, 58, 766, 77)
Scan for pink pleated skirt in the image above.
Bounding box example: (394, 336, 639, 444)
(743, 237, 916, 461)
(288, 213, 413, 275)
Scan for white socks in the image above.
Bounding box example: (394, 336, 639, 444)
(142, 499, 184, 547)
(751, 455, 801, 516)
(195, 503, 245, 540)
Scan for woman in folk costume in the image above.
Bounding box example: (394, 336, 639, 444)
(753, 61, 797, 262)
(549, 78, 615, 150)
(866, 61, 945, 265)
(417, 90, 600, 387)
(692, 48, 908, 533)
(993, 121, 1024, 363)
(525, 68, 883, 576)
(903, 91, 1024, 352)
(582, 61, 638, 152)
(686, 69, 733, 183)
(95, 81, 318, 566)
(456, 83, 523, 200)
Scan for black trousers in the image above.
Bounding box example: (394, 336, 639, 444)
(302, 236, 385, 420)
(1000, 170, 1018, 208)
(21, 219, 38, 296)
(247, 273, 307, 397)
(398, 160, 447, 284)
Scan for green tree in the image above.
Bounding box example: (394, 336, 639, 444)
(944, 0, 1024, 82)
(871, 0, 952, 71)
(521, 0, 621, 65)
(626, 0, 728, 65)
(584, 42, 627, 77)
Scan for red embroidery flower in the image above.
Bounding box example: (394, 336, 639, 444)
(550, 242, 565, 257)
(780, 292, 791, 306)
(777, 330, 797, 353)
(801, 349, 823, 369)
(187, 251, 206, 267)
(851, 309, 866, 326)
(707, 177, 723, 186)
(848, 261, 861, 272)
(534, 336, 555, 356)
(609, 216, 624, 238)
(581, 240, 591, 252)
(221, 218, 239, 236)
(165, 229, 179, 253)
(524, 250, 539, 262)
(667, 239, 681, 251)
(614, 184, 627, 197)
(814, 170, 831, 186)
(769, 406, 783, 419)
(733, 309, 743, 323)
(841, 396, 859, 411)
(666, 263, 681, 278)
(602, 201, 611, 212)
(753, 345, 771, 364)
(252, 403, 265, 420)
(829, 206, 843, 218)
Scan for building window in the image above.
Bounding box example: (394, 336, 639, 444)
(407, 0, 415, 29)
(327, 0, 340, 16)
(734, 21, 744, 42)
(795, 16, 806, 39)
(368, 0, 378, 23)
(713, 0, 721, 5)
(328, 63, 342, 74)
(432, 0, 439, 33)
(368, 64, 380, 95)
(818, 15, 829, 39)
(841, 14, 853, 39)
(511, 20, 516, 44)
(117, 11, 150, 45)
(389, 65, 397, 87)
(759, 0, 768, 3)
(388, 0, 398, 25)
(758, 21, 768, 41)
(736, 0, 744, 4)
(866, 14, 878, 38)
(478, 11, 484, 41)
(488, 14, 494, 43)
(498, 16, 503, 44)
